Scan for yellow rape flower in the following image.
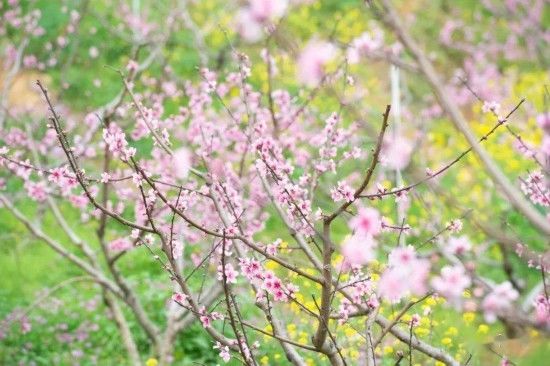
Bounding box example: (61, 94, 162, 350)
(265, 260, 279, 270)
(445, 327, 458, 336)
(415, 327, 430, 337)
(426, 297, 437, 307)
(477, 324, 489, 334)
(463, 312, 475, 324)
(344, 326, 355, 338)
(146, 359, 158, 366)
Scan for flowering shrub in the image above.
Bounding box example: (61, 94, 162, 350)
(1, 0, 549, 365)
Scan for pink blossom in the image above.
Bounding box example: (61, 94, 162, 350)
(235, 9, 264, 43)
(214, 341, 231, 363)
(100, 172, 111, 183)
(481, 100, 501, 115)
(520, 171, 550, 207)
(25, 181, 48, 201)
(410, 313, 421, 327)
(199, 306, 211, 328)
(388, 245, 416, 267)
(379, 246, 430, 302)
(331, 181, 354, 202)
(266, 238, 281, 256)
(347, 28, 384, 64)
(349, 207, 382, 236)
(217, 263, 239, 284)
(56, 36, 68, 47)
(297, 40, 336, 87)
(171, 240, 183, 259)
(103, 124, 136, 161)
(366, 294, 379, 309)
(249, 0, 288, 22)
(235, 0, 287, 43)
(172, 147, 191, 179)
(200, 314, 211, 328)
(431, 265, 471, 302)
(126, 59, 139, 73)
(446, 235, 472, 255)
(500, 358, 511, 366)
(381, 134, 414, 170)
(48, 166, 67, 185)
(23, 55, 37, 68)
(533, 294, 550, 326)
(536, 112, 550, 133)
(20, 317, 31, 334)
(341, 233, 377, 267)
(172, 292, 188, 305)
(482, 282, 519, 323)
(69, 194, 88, 209)
(131, 173, 143, 187)
(447, 219, 463, 233)
(108, 237, 133, 252)
(239, 257, 262, 280)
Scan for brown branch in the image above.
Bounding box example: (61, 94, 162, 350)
(325, 105, 391, 224)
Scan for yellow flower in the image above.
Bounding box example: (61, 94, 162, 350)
(383, 346, 394, 355)
(304, 300, 317, 312)
(445, 327, 458, 336)
(287, 323, 297, 338)
(344, 326, 355, 338)
(477, 324, 489, 334)
(265, 260, 279, 270)
(146, 359, 158, 366)
(463, 312, 475, 324)
(441, 337, 452, 346)
(261, 356, 269, 365)
(415, 327, 430, 337)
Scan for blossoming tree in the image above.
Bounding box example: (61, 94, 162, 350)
(1, 0, 549, 365)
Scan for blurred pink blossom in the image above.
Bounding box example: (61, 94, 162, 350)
(297, 40, 336, 87)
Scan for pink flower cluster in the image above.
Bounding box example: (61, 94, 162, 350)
(108, 237, 133, 252)
(297, 40, 336, 87)
(337, 269, 378, 324)
(520, 171, 550, 207)
(235, 0, 288, 42)
(199, 306, 224, 329)
(378, 246, 430, 302)
(342, 207, 383, 268)
(533, 294, 550, 326)
(102, 124, 136, 161)
(481, 282, 519, 322)
(239, 257, 298, 302)
(347, 26, 384, 64)
(431, 265, 471, 305)
(446, 235, 472, 256)
(217, 263, 239, 284)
